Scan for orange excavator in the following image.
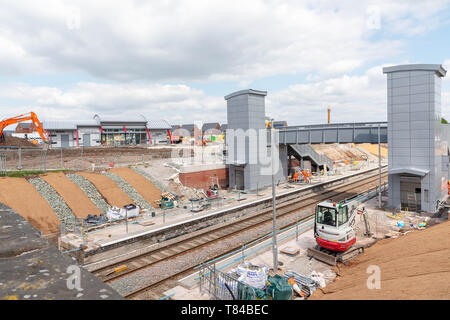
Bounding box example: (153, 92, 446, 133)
(0, 112, 49, 146)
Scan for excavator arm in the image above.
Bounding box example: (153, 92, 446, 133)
(0, 112, 49, 145)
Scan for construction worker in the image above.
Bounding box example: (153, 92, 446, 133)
(301, 170, 309, 183)
(293, 171, 299, 182)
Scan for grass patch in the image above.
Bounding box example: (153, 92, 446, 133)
(3, 169, 72, 178)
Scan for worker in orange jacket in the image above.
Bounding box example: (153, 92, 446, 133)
(293, 171, 299, 182)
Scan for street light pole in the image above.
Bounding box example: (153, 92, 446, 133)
(378, 124, 382, 208)
(270, 118, 278, 272)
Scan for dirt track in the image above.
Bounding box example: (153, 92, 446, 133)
(78, 172, 133, 208)
(310, 221, 450, 300)
(41, 172, 101, 218)
(0, 178, 59, 234)
(110, 167, 162, 207)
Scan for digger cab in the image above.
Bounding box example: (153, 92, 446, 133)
(314, 201, 356, 252)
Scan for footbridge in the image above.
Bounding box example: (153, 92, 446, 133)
(271, 122, 388, 171)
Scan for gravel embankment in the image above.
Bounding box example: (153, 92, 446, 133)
(132, 167, 168, 192)
(28, 177, 77, 230)
(66, 173, 110, 213)
(101, 171, 152, 210)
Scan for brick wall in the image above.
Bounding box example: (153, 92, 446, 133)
(179, 168, 229, 190)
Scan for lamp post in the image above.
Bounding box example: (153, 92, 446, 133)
(378, 124, 382, 208)
(269, 117, 278, 271)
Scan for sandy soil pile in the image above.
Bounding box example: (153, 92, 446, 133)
(110, 167, 162, 207)
(358, 143, 388, 158)
(78, 172, 133, 208)
(312, 143, 377, 162)
(310, 220, 450, 300)
(0, 178, 59, 234)
(1, 136, 38, 148)
(41, 172, 101, 218)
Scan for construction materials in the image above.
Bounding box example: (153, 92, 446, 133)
(236, 262, 268, 290)
(106, 204, 140, 221)
(284, 270, 318, 298)
(265, 274, 293, 300)
(156, 192, 176, 209)
(279, 247, 299, 256)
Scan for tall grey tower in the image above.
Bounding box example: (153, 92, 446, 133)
(383, 64, 447, 213)
(225, 89, 270, 191)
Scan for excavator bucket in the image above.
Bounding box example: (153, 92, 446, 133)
(307, 247, 337, 266)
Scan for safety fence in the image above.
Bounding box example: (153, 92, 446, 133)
(0, 146, 187, 173)
(199, 263, 259, 300)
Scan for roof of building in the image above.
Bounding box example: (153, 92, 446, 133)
(43, 120, 99, 130)
(202, 123, 221, 132)
(93, 114, 148, 124)
(17, 123, 35, 129)
(0, 203, 123, 300)
(43, 121, 77, 130)
(383, 64, 447, 77)
(147, 119, 172, 130)
(224, 89, 267, 100)
(389, 167, 430, 176)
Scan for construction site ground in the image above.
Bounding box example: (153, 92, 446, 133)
(62, 161, 385, 251)
(311, 216, 449, 300)
(312, 143, 388, 163)
(167, 196, 447, 300)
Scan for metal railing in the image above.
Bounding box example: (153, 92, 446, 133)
(290, 144, 334, 170)
(199, 263, 258, 300)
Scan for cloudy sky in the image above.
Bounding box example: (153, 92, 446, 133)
(1, 0, 450, 126)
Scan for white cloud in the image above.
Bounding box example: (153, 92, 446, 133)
(266, 65, 388, 124)
(0, 82, 224, 124)
(1, 0, 448, 82)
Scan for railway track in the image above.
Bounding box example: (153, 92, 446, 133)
(91, 170, 388, 298)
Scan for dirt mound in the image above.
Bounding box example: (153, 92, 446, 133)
(1, 136, 38, 148)
(41, 172, 101, 218)
(0, 178, 59, 234)
(110, 167, 162, 207)
(310, 221, 450, 300)
(312, 143, 378, 162)
(358, 143, 388, 158)
(78, 172, 133, 208)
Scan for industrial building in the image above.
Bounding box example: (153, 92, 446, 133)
(383, 64, 450, 213)
(41, 115, 172, 148)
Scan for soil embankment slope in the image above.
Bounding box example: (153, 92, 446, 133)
(0, 178, 59, 234)
(110, 167, 161, 207)
(310, 221, 450, 300)
(41, 172, 101, 218)
(78, 172, 133, 208)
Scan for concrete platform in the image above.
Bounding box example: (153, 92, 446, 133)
(0, 203, 123, 300)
